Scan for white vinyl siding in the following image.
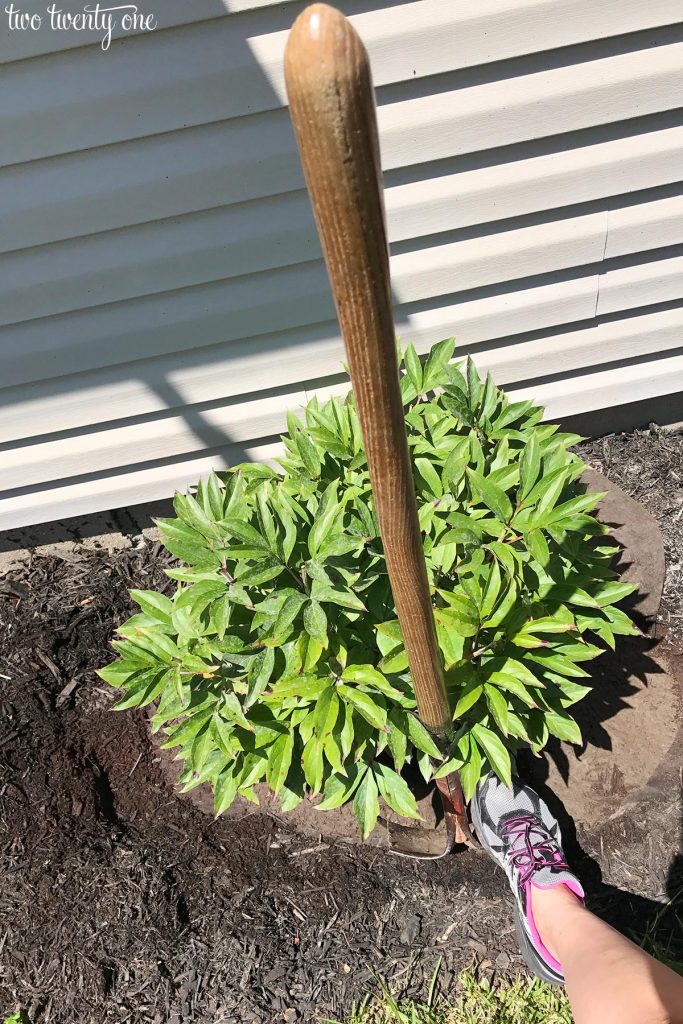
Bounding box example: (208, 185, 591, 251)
(0, 0, 682, 528)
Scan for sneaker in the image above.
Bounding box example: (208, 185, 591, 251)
(470, 774, 585, 984)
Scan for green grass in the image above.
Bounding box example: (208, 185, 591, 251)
(638, 884, 683, 978)
(333, 881, 683, 1024)
(329, 968, 573, 1024)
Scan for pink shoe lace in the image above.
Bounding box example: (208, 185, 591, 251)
(501, 813, 570, 884)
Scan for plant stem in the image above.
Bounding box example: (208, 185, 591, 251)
(285, 563, 309, 595)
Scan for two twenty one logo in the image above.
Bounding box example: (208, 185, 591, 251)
(4, 4, 158, 51)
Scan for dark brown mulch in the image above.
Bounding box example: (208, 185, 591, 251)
(0, 544, 519, 1024)
(579, 426, 683, 645)
(0, 428, 681, 1024)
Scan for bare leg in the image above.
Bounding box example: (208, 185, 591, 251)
(532, 884, 683, 1024)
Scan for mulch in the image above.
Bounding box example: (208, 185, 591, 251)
(0, 427, 681, 1023)
(579, 425, 683, 645)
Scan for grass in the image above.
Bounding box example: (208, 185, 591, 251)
(638, 884, 683, 978)
(333, 880, 683, 1024)
(328, 967, 573, 1024)
(4, 896, 682, 1024)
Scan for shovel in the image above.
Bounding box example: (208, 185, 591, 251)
(285, 3, 476, 855)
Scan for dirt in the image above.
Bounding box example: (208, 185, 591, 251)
(0, 429, 681, 1024)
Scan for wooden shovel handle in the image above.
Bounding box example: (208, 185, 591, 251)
(285, 4, 450, 734)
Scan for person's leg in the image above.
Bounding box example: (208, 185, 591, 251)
(471, 775, 683, 1024)
(532, 883, 683, 1024)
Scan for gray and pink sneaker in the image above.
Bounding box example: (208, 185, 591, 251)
(470, 774, 585, 985)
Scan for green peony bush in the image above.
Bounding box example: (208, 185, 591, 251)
(98, 339, 638, 837)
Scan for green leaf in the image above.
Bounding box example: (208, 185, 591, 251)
(593, 581, 638, 607)
(516, 466, 567, 516)
(303, 599, 328, 647)
(519, 616, 577, 636)
(545, 709, 582, 745)
(323, 730, 346, 774)
(310, 581, 366, 612)
(415, 457, 443, 498)
(341, 664, 386, 689)
(442, 391, 476, 429)
(221, 517, 269, 550)
(221, 692, 253, 731)
(484, 684, 509, 736)
(111, 667, 168, 710)
(472, 723, 512, 787)
(245, 647, 275, 708)
(466, 356, 482, 410)
(405, 713, 443, 759)
(273, 592, 308, 638)
(191, 725, 213, 774)
(423, 337, 455, 389)
(375, 763, 421, 820)
(544, 583, 600, 609)
(295, 427, 322, 478)
(386, 711, 408, 772)
(454, 679, 483, 718)
(313, 686, 340, 739)
(489, 656, 543, 688)
(526, 649, 590, 678)
(160, 709, 213, 750)
(482, 578, 518, 629)
(211, 714, 239, 757)
(544, 492, 602, 525)
(480, 561, 501, 620)
(436, 590, 480, 636)
(527, 469, 570, 528)
(130, 589, 173, 622)
(467, 468, 512, 524)
(97, 659, 143, 687)
(404, 342, 423, 393)
(234, 556, 283, 588)
(339, 701, 355, 760)
(338, 685, 387, 731)
(256, 485, 278, 550)
(174, 491, 223, 540)
(518, 434, 540, 500)
(526, 529, 550, 567)
(266, 730, 294, 794)
(214, 770, 239, 815)
(437, 619, 466, 670)
(271, 675, 328, 700)
(156, 517, 220, 568)
(205, 471, 225, 520)
(459, 737, 482, 801)
(210, 593, 232, 640)
(488, 672, 538, 707)
(353, 767, 380, 838)
(302, 736, 325, 792)
(442, 450, 467, 491)
(308, 485, 341, 558)
(480, 372, 498, 420)
(316, 765, 362, 809)
(120, 630, 179, 665)
(486, 541, 519, 578)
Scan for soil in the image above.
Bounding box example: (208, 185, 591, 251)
(0, 428, 681, 1024)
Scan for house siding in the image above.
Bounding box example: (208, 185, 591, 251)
(1, 0, 682, 528)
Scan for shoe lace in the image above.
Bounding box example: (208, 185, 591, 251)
(501, 813, 569, 885)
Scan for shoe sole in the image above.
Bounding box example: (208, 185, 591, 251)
(471, 781, 564, 986)
(513, 903, 564, 985)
